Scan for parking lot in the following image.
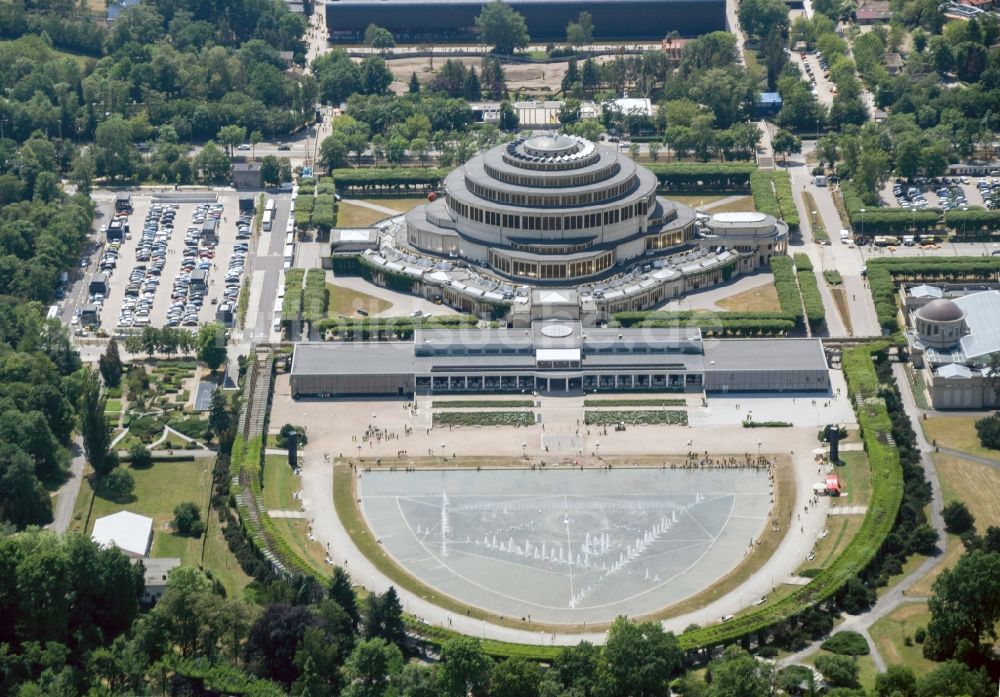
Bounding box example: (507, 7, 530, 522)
(790, 50, 835, 109)
(74, 192, 250, 334)
(879, 176, 997, 211)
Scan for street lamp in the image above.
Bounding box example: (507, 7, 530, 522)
(859, 208, 866, 240)
(595, 441, 601, 459)
(522, 441, 527, 460)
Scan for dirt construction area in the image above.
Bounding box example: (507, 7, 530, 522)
(386, 55, 620, 96)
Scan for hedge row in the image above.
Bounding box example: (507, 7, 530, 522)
(611, 310, 797, 336)
(312, 194, 337, 232)
(328, 167, 447, 189)
(750, 170, 780, 219)
(943, 207, 1000, 237)
(793, 253, 813, 272)
(678, 343, 903, 650)
(432, 411, 535, 427)
(281, 269, 304, 325)
(584, 410, 688, 425)
(772, 170, 799, 230)
(646, 162, 755, 192)
(314, 314, 480, 340)
(302, 268, 328, 323)
(840, 181, 941, 233)
(796, 269, 825, 330)
(769, 256, 804, 324)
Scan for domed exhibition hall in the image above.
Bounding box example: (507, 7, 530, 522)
(406, 135, 772, 285)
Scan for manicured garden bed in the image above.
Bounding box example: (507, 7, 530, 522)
(584, 410, 688, 426)
(432, 411, 535, 427)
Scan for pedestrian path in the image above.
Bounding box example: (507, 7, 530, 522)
(828, 505, 867, 515)
(269, 510, 306, 519)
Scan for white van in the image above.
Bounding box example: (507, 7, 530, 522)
(840, 229, 851, 242)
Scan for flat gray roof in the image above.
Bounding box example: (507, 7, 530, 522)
(292, 342, 416, 376)
(704, 339, 827, 372)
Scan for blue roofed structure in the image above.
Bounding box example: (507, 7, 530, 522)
(754, 92, 783, 118)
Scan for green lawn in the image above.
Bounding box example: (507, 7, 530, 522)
(105, 399, 123, 414)
(85, 459, 212, 563)
(359, 197, 427, 213)
(69, 459, 251, 596)
(869, 603, 938, 676)
(830, 450, 871, 507)
(921, 415, 999, 459)
(327, 283, 394, 317)
(262, 455, 299, 510)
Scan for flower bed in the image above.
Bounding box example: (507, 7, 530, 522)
(584, 410, 688, 426)
(583, 398, 686, 407)
(432, 411, 535, 427)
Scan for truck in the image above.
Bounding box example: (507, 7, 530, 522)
(873, 235, 901, 247)
(814, 175, 828, 187)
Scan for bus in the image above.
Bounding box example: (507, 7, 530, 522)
(265, 198, 276, 215)
(262, 210, 273, 232)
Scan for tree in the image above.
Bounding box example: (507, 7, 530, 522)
(103, 467, 135, 502)
(480, 55, 506, 99)
(974, 412, 1000, 449)
(772, 129, 801, 163)
(250, 130, 263, 160)
(94, 116, 139, 181)
(943, 500, 975, 534)
(874, 664, 918, 697)
(916, 660, 993, 697)
(342, 638, 404, 697)
(172, 501, 204, 537)
(708, 646, 776, 697)
(814, 654, 859, 688)
(475, 0, 530, 55)
(277, 423, 308, 448)
(128, 443, 152, 469)
(439, 637, 491, 697)
(98, 338, 124, 388)
(194, 141, 231, 183)
(208, 389, 232, 441)
(363, 24, 395, 51)
(0, 443, 53, 527)
(562, 59, 580, 94)
(464, 67, 481, 100)
(738, 0, 789, 39)
(320, 134, 349, 169)
(599, 617, 682, 697)
(499, 100, 519, 132)
(80, 367, 114, 475)
(197, 322, 228, 371)
(359, 56, 393, 95)
(925, 550, 1000, 664)
(491, 657, 541, 697)
(217, 125, 248, 157)
(408, 72, 420, 94)
(566, 11, 594, 47)
(246, 603, 318, 685)
(363, 586, 406, 649)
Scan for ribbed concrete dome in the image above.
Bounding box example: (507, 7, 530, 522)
(917, 298, 964, 322)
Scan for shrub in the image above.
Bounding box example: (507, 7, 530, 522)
(823, 270, 843, 285)
(821, 630, 870, 656)
(168, 416, 208, 440)
(302, 268, 329, 322)
(173, 501, 204, 537)
(282, 269, 305, 325)
(742, 420, 792, 427)
(129, 416, 162, 443)
(793, 253, 813, 272)
(942, 500, 975, 534)
(797, 269, 826, 330)
(128, 443, 153, 469)
(975, 413, 1000, 450)
(102, 466, 135, 503)
(914, 626, 926, 644)
(276, 424, 308, 448)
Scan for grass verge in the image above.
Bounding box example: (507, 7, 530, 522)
(715, 281, 782, 312)
(921, 415, 998, 459)
(868, 602, 936, 676)
(327, 282, 394, 317)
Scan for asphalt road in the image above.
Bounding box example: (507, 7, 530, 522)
(48, 437, 85, 534)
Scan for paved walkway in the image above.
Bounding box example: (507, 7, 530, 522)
(49, 437, 85, 534)
(342, 199, 403, 217)
(778, 362, 949, 673)
(701, 195, 750, 211)
(937, 445, 1000, 471)
(269, 509, 306, 519)
(828, 506, 867, 515)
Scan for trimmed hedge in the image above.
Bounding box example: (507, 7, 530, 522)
(750, 170, 799, 230)
(584, 398, 686, 407)
(328, 167, 446, 193)
(281, 269, 304, 325)
(772, 170, 800, 230)
(302, 268, 328, 323)
(841, 181, 941, 234)
(611, 310, 797, 336)
(646, 162, 755, 192)
(678, 343, 903, 651)
(433, 400, 534, 408)
(793, 253, 813, 272)
(797, 269, 826, 330)
(769, 256, 804, 324)
(944, 207, 1000, 238)
(314, 314, 480, 340)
